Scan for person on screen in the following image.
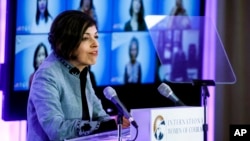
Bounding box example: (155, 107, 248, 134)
(124, 0, 147, 31)
(78, 0, 98, 26)
(171, 45, 188, 82)
(187, 43, 198, 68)
(29, 42, 48, 88)
(168, 0, 191, 29)
(27, 10, 130, 141)
(31, 0, 53, 33)
(170, 0, 188, 16)
(124, 36, 142, 84)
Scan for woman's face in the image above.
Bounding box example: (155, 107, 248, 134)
(130, 42, 138, 59)
(132, 0, 141, 14)
(176, 0, 183, 8)
(82, 0, 91, 11)
(36, 46, 47, 68)
(38, 0, 47, 14)
(69, 25, 99, 71)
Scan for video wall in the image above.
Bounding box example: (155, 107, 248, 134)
(14, 0, 204, 91)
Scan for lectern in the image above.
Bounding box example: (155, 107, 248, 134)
(130, 106, 204, 141)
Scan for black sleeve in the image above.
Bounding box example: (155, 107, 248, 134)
(92, 119, 117, 134)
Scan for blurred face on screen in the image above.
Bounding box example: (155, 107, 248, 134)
(38, 0, 47, 14)
(130, 42, 138, 60)
(69, 25, 99, 71)
(132, 0, 141, 14)
(82, 0, 91, 11)
(176, 0, 183, 8)
(36, 46, 47, 68)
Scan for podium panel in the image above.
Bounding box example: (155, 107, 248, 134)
(130, 106, 204, 141)
(65, 107, 203, 141)
(64, 128, 130, 141)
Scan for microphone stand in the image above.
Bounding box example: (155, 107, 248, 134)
(192, 79, 215, 141)
(117, 112, 123, 141)
(202, 85, 209, 141)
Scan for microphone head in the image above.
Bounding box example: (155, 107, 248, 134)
(103, 86, 117, 100)
(157, 83, 173, 98)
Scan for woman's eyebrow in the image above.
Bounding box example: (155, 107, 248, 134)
(83, 31, 98, 35)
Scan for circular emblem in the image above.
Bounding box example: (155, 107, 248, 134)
(153, 115, 166, 140)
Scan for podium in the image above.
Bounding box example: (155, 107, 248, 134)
(130, 106, 204, 141)
(65, 107, 203, 141)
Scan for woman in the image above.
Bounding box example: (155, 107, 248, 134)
(124, 36, 142, 84)
(78, 0, 98, 26)
(29, 42, 48, 88)
(124, 0, 147, 31)
(168, 0, 191, 29)
(27, 10, 129, 141)
(31, 0, 53, 33)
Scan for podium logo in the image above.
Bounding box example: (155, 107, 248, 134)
(153, 115, 166, 141)
(230, 124, 250, 141)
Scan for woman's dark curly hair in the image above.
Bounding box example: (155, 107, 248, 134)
(48, 10, 96, 60)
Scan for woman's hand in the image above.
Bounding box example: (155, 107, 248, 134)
(121, 116, 130, 128)
(112, 115, 130, 129)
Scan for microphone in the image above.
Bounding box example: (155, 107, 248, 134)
(157, 83, 186, 106)
(103, 86, 138, 128)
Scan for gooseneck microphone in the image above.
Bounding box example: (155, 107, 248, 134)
(103, 86, 138, 128)
(157, 83, 186, 106)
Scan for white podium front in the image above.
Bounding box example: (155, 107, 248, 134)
(130, 106, 204, 141)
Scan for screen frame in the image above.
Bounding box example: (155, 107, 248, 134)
(1, 0, 30, 121)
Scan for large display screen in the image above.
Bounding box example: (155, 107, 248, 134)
(2, 0, 205, 121)
(14, 0, 204, 89)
